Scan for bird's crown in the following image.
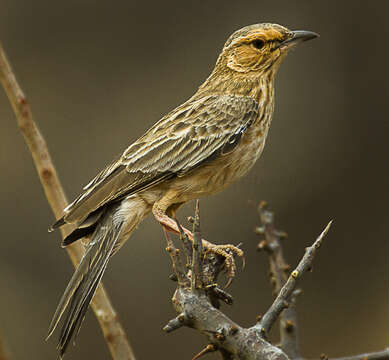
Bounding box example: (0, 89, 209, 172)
(218, 23, 318, 74)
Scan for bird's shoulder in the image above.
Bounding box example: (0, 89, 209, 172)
(121, 94, 259, 170)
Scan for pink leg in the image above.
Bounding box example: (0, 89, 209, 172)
(152, 206, 244, 284)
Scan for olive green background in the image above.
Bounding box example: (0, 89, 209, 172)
(1, 0, 388, 359)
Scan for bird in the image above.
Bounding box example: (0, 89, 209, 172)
(47, 23, 318, 356)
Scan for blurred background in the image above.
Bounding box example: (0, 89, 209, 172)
(1, 0, 388, 359)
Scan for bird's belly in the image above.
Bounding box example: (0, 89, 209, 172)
(167, 123, 268, 203)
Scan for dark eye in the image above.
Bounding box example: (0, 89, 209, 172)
(252, 39, 265, 50)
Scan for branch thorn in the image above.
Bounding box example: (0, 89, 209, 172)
(163, 314, 186, 333)
(192, 344, 217, 360)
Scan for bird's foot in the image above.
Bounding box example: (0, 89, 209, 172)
(202, 241, 244, 287)
(152, 206, 244, 286)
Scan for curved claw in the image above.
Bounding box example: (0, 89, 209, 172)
(235, 242, 246, 269)
(225, 276, 234, 289)
(202, 243, 244, 288)
(240, 254, 246, 270)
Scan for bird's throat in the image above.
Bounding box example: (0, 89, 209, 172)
(195, 68, 276, 106)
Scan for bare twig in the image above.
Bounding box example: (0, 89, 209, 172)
(170, 286, 288, 360)
(191, 200, 203, 290)
(163, 314, 186, 333)
(164, 202, 289, 360)
(0, 43, 136, 360)
(166, 225, 189, 289)
(256, 201, 301, 359)
(255, 220, 332, 336)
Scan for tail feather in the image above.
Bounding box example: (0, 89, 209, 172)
(47, 206, 124, 356)
(49, 217, 66, 232)
(59, 274, 101, 356)
(51, 207, 104, 246)
(61, 225, 97, 248)
(58, 234, 113, 350)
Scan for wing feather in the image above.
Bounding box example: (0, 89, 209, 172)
(58, 94, 259, 226)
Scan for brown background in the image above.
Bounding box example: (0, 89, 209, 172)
(1, 0, 388, 359)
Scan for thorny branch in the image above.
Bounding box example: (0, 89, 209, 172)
(255, 214, 332, 338)
(255, 201, 302, 359)
(0, 43, 136, 360)
(255, 207, 389, 360)
(164, 200, 329, 360)
(163, 201, 389, 360)
(164, 201, 285, 360)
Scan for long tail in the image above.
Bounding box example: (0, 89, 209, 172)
(47, 205, 125, 357)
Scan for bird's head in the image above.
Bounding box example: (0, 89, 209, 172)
(196, 23, 318, 99)
(218, 23, 318, 75)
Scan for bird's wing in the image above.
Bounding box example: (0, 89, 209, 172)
(122, 94, 259, 173)
(54, 94, 259, 227)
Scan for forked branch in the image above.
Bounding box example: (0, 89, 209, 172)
(164, 200, 333, 360)
(256, 203, 389, 360)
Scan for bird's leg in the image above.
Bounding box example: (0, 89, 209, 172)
(152, 206, 244, 284)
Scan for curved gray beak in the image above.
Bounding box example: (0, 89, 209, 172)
(276, 30, 319, 50)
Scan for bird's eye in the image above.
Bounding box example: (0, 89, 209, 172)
(252, 39, 265, 50)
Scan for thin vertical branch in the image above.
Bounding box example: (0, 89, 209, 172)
(256, 202, 301, 359)
(0, 43, 136, 360)
(191, 200, 203, 290)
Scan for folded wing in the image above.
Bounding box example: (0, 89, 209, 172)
(51, 94, 259, 230)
